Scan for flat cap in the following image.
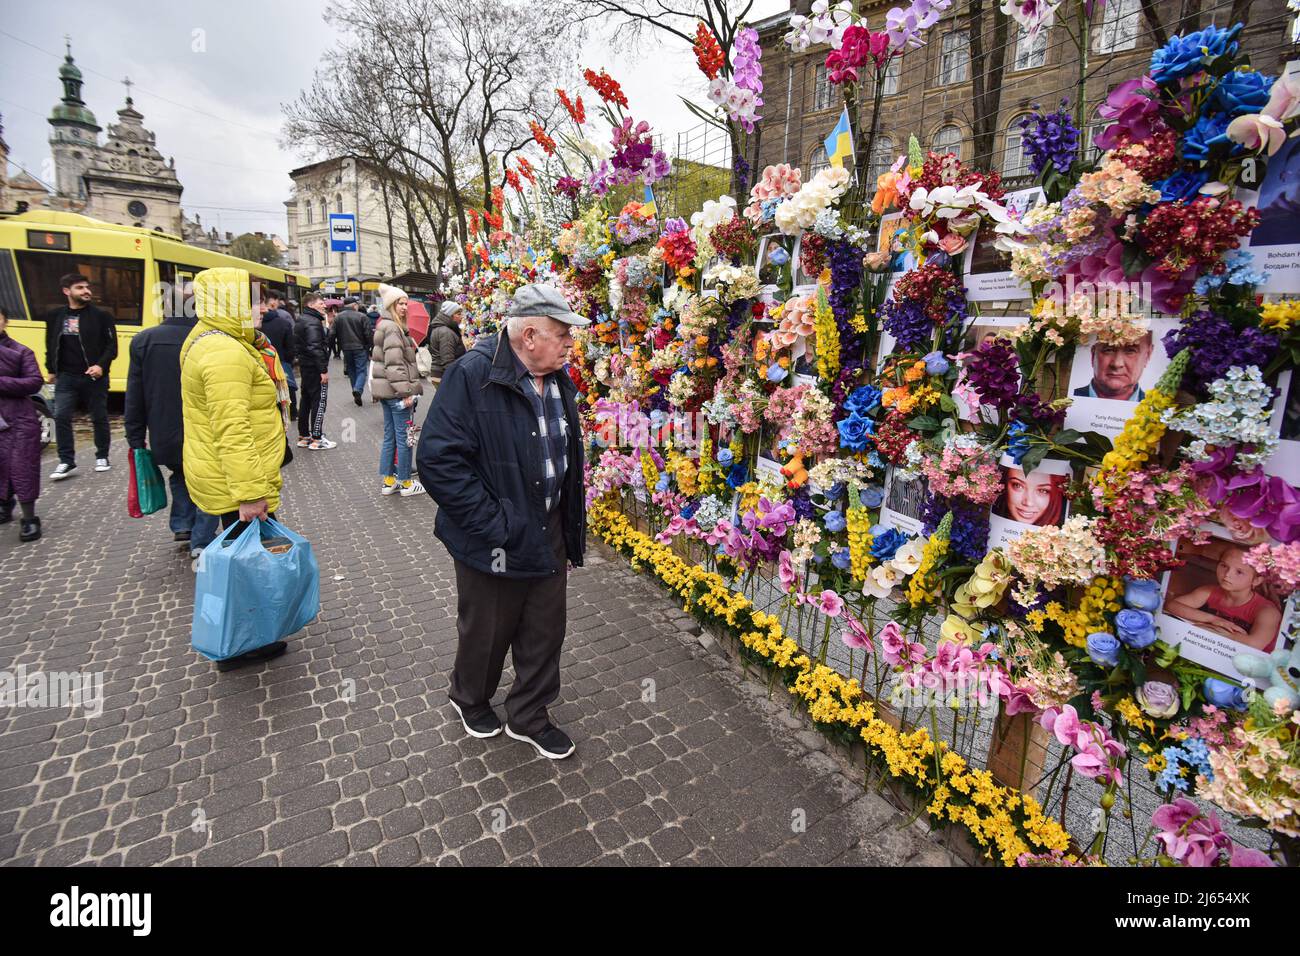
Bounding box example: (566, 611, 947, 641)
(506, 283, 590, 326)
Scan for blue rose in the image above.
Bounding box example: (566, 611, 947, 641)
(923, 351, 950, 376)
(1123, 577, 1162, 613)
(1182, 114, 1233, 163)
(767, 363, 789, 383)
(768, 245, 790, 266)
(725, 462, 749, 490)
(860, 485, 885, 509)
(1210, 69, 1274, 117)
(869, 526, 909, 561)
(831, 547, 852, 570)
(824, 509, 846, 533)
(837, 413, 874, 452)
(1116, 609, 1157, 649)
(1152, 168, 1209, 203)
(844, 385, 882, 416)
(1087, 632, 1121, 668)
(681, 501, 698, 520)
(655, 473, 670, 493)
(1203, 677, 1248, 711)
(1150, 23, 1242, 84)
(716, 448, 734, 467)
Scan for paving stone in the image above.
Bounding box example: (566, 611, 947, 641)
(0, 388, 959, 869)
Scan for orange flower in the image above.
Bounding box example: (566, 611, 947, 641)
(693, 22, 725, 80)
(530, 121, 556, 155)
(871, 170, 901, 215)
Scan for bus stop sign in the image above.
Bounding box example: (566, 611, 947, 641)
(329, 213, 357, 253)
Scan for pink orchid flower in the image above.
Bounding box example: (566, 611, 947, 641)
(817, 589, 845, 618)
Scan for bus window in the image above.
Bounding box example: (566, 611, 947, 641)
(0, 252, 28, 321)
(15, 252, 145, 325)
(156, 261, 197, 319)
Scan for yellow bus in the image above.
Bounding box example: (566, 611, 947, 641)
(0, 210, 311, 393)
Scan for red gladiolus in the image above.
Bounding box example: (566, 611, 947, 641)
(693, 22, 725, 80)
(583, 67, 628, 108)
(516, 156, 536, 184)
(530, 120, 556, 155)
(556, 88, 586, 125)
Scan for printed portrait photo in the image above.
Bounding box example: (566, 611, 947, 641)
(1071, 333, 1154, 402)
(1163, 537, 1286, 653)
(883, 470, 928, 524)
(1063, 318, 1177, 441)
(757, 234, 796, 287)
(993, 465, 1068, 527)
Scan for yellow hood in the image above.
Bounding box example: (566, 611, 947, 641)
(193, 267, 254, 341)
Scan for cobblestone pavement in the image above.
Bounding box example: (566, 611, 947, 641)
(0, 359, 961, 866)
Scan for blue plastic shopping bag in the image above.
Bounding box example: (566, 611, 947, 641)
(191, 517, 321, 661)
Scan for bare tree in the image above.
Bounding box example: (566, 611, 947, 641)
(967, 0, 1011, 170)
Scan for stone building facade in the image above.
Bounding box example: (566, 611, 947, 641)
(286, 156, 420, 283)
(751, 0, 1294, 188)
(42, 43, 185, 234)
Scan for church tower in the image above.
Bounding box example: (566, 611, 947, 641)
(47, 38, 100, 202)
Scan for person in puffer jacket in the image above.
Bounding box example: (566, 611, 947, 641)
(180, 267, 294, 671)
(424, 300, 467, 387)
(370, 283, 424, 497)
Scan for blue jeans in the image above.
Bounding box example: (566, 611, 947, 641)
(167, 467, 219, 548)
(380, 399, 413, 482)
(343, 349, 368, 395)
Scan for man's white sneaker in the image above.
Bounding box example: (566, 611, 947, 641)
(309, 438, 338, 450)
(399, 480, 425, 497)
(50, 463, 77, 480)
(94, 458, 111, 472)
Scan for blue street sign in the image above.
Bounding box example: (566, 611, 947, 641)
(328, 213, 357, 253)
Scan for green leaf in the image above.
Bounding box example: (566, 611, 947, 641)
(908, 414, 940, 431)
(938, 393, 957, 413)
(1019, 443, 1049, 475)
(1054, 428, 1081, 447)
(1082, 431, 1114, 455)
(1121, 242, 1151, 278)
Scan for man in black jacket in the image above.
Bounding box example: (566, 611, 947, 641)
(334, 298, 372, 405)
(258, 289, 297, 417)
(44, 273, 117, 480)
(124, 296, 219, 559)
(417, 284, 588, 760)
(293, 292, 335, 450)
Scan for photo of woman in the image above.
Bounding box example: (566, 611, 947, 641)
(1164, 539, 1284, 652)
(993, 466, 1067, 527)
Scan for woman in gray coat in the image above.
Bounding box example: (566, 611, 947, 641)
(371, 284, 424, 497)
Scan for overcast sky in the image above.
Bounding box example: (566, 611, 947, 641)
(0, 0, 786, 239)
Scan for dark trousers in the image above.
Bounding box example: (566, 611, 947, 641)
(297, 367, 325, 439)
(166, 466, 219, 548)
(449, 513, 567, 736)
(54, 372, 110, 466)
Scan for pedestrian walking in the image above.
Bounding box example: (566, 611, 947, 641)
(371, 284, 424, 497)
(180, 267, 292, 669)
(334, 297, 372, 405)
(0, 305, 45, 542)
(293, 292, 335, 450)
(424, 300, 467, 391)
(417, 283, 588, 759)
(258, 289, 298, 419)
(43, 273, 116, 480)
(124, 291, 219, 560)
(324, 299, 343, 358)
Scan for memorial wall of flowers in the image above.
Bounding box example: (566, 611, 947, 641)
(456, 19, 1300, 867)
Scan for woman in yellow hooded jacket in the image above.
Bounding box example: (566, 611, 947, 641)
(180, 267, 289, 525)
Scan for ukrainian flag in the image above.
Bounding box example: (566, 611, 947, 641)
(825, 108, 853, 169)
(642, 183, 658, 217)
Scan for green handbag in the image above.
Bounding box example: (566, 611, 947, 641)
(133, 448, 168, 516)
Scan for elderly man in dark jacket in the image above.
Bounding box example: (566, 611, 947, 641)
(417, 284, 588, 759)
(293, 293, 335, 450)
(259, 289, 297, 417)
(334, 298, 372, 405)
(124, 302, 219, 559)
(424, 300, 466, 387)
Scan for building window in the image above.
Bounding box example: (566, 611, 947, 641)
(932, 124, 962, 159)
(1003, 116, 1031, 177)
(319, 198, 327, 223)
(1095, 0, 1140, 54)
(335, 194, 343, 214)
(1086, 108, 1107, 162)
(308, 246, 314, 268)
(869, 135, 895, 181)
(938, 32, 969, 85)
(812, 64, 835, 111)
(881, 56, 900, 96)
(1012, 26, 1047, 71)
(809, 145, 829, 175)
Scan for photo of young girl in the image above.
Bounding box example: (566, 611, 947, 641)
(993, 466, 1068, 526)
(1164, 539, 1285, 652)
